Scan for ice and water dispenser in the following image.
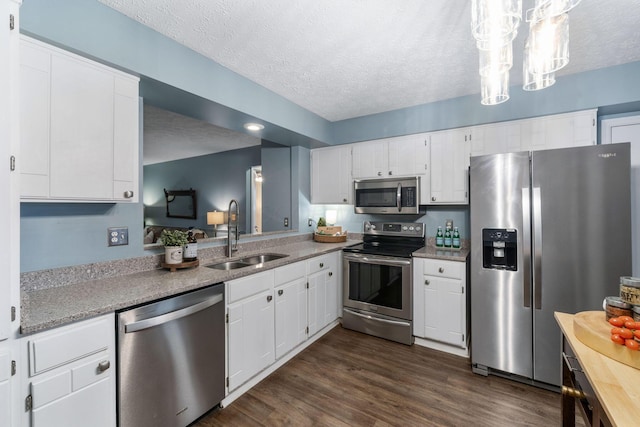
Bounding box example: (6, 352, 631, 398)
(482, 228, 517, 271)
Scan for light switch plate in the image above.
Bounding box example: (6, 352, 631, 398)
(108, 227, 129, 246)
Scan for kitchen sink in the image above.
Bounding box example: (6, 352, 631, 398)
(206, 253, 288, 270)
(237, 253, 288, 265)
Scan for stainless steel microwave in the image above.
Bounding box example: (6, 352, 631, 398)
(353, 177, 420, 214)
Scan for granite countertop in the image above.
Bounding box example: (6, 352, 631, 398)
(21, 239, 358, 335)
(412, 244, 470, 262)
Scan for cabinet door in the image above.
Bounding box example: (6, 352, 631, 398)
(472, 122, 521, 156)
(387, 135, 428, 177)
(422, 276, 465, 347)
(0, 347, 10, 427)
(352, 140, 386, 179)
(275, 277, 308, 359)
(310, 145, 352, 204)
(307, 271, 326, 336)
(20, 39, 51, 198)
(50, 54, 114, 199)
(227, 289, 275, 391)
(429, 129, 469, 204)
(113, 77, 139, 202)
(32, 377, 113, 427)
(324, 267, 339, 326)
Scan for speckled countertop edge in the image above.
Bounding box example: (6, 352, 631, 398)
(412, 238, 470, 262)
(21, 239, 359, 335)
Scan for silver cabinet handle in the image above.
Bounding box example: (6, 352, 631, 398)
(377, 171, 382, 176)
(388, 171, 392, 175)
(425, 279, 430, 285)
(438, 267, 444, 273)
(431, 196, 436, 201)
(267, 295, 273, 302)
(123, 190, 134, 198)
(278, 289, 283, 296)
(97, 360, 110, 373)
(319, 262, 324, 268)
(328, 271, 333, 277)
(343, 198, 347, 202)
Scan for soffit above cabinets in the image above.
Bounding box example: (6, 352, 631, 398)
(101, 0, 640, 122)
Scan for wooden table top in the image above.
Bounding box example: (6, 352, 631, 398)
(555, 311, 640, 427)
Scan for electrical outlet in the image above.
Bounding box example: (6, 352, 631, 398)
(284, 217, 289, 227)
(108, 227, 129, 246)
(308, 218, 313, 227)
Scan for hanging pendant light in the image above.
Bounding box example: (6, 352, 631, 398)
(481, 69, 510, 105)
(523, 37, 556, 91)
(527, 12, 570, 75)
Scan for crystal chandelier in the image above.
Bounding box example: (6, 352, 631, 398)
(471, 0, 582, 105)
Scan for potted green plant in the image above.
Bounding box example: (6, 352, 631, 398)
(161, 229, 189, 264)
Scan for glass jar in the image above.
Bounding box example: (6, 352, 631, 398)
(620, 276, 640, 305)
(604, 296, 632, 320)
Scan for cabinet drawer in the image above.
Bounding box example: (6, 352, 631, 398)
(72, 355, 112, 391)
(227, 270, 274, 304)
(31, 370, 71, 409)
(307, 254, 331, 275)
(419, 258, 464, 280)
(274, 261, 306, 286)
(29, 317, 112, 376)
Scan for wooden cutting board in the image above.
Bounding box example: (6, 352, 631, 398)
(573, 310, 640, 370)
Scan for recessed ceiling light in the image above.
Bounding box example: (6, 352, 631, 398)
(244, 123, 264, 131)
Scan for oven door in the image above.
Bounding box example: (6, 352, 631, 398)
(342, 252, 412, 320)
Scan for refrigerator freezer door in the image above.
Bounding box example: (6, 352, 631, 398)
(531, 143, 632, 386)
(470, 152, 533, 379)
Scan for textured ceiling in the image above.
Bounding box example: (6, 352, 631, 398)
(100, 0, 640, 122)
(143, 105, 260, 165)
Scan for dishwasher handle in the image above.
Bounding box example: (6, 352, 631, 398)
(124, 293, 223, 333)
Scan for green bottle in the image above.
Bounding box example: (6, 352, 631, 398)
(452, 227, 460, 249)
(436, 226, 444, 247)
(444, 226, 452, 248)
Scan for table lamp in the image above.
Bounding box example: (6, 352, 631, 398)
(207, 211, 225, 237)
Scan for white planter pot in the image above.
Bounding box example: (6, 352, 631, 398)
(164, 246, 183, 264)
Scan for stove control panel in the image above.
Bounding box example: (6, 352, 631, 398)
(363, 221, 424, 237)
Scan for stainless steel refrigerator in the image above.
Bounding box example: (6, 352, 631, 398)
(470, 143, 632, 387)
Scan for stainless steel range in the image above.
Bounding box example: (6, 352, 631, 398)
(342, 221, 425, 345)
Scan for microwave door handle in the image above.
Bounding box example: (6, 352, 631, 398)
(396, 183, 402, 212)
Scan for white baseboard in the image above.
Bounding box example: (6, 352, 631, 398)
(413, 336, 469, 358)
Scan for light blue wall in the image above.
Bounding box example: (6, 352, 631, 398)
(261, 143, 292, 232)
(143, 146, 262, 234)
(18, 0, 640, 272)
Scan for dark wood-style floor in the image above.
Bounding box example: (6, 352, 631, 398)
(196, 326, 578, 426)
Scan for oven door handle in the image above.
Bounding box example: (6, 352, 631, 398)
(343, 253, 411, 266)
(344, 308, 410, 326)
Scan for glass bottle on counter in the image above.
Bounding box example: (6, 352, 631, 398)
(444, 226, 452, 248)
(452, 227, 460, 249)
(436, 226, 444, 247)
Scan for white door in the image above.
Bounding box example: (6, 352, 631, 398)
(603, 116, 640, 276)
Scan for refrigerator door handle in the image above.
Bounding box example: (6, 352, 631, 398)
(522, 187, 532, 308)
(532, 187, 543, 310)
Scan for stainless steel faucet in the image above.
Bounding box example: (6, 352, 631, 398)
(227, 199, 239, 257)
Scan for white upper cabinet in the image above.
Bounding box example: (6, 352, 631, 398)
(428, 128, 470, 205)
(352, 134, 428, 179)
(472, 109, 597, 157)
(20, 36, 139, 202)
(310, 144, 352, 204)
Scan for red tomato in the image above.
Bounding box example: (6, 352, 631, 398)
(612, 327, 625, 335)
(619, 328, 634, 339)
(611, 334, 625, 345)
(634, 330, 640, 339)
(625, 321, 640, 330)
(618, 316, 634, 324)
(609, 317, 625, 327)
(625, 339, 639, 350)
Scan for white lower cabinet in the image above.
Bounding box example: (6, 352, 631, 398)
(307, 251, 340, 336)
(226, 270, 275, 392)
(225, 251, 341, 394)
(274, 262, 308, 359)
(0, 344, 13, 427)
(21, 313, 116, 427)
(413, 258, 468, 352)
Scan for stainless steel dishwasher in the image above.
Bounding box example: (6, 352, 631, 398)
(117, 283, 225, 427)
